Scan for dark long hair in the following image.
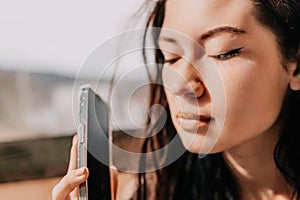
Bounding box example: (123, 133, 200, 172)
(137, 0, 300, 199)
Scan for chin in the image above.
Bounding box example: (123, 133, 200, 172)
(179, 132, 224, 155)
(185, 144, 224, 155)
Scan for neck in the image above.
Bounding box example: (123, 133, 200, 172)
(223, 124, 292, 199)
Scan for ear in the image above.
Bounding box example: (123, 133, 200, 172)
(288, 47, 300, 91)
(288, 61, 300, 91)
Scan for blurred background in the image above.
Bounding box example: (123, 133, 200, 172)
(0, 0, 151, 199)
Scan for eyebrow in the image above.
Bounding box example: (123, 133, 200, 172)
(200, 26, 246, 41)
(158, 36, 178, 45)
(158, 26, 246, 44)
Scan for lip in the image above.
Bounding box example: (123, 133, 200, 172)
(176, 112, 212, 121)
(176, 112, 213, 132)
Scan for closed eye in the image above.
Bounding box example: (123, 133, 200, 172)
(164, 57, 180, 65)
(210, 47, 243, 60)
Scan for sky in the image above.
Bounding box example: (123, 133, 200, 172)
(0, 0, 147, 78)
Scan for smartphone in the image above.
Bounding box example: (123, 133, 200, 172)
(77, 86, 112, 200)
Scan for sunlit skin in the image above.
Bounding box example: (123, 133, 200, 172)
(52, 0, 300, 199)
(159, 0, 299, 199)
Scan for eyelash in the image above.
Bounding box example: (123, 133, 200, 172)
(163, 47, 243, 65)
(210, 47, 243, 60)
(164, 57, 180, 65)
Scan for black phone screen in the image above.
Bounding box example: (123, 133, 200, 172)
(87, 89, 111, 200)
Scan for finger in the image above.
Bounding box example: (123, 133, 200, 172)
(52, 167, 89, 200)
(110, 166, 118, 200)
(68, 134, 78, 172)
(69, 187, 79, 200)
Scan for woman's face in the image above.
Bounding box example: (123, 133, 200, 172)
(158, 0, 293, 153)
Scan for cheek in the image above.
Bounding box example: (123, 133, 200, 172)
(164, 87, 180, 126)
(162, 70, 180, 125)
(216, 62, 289, 149)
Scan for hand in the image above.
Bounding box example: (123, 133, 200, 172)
(52, 135, 89, 200)
(52, 135, 119, 200)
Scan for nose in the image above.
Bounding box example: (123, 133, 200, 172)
(164, 61, 205, 101)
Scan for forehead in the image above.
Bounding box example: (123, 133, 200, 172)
(162, 0, 254, 39)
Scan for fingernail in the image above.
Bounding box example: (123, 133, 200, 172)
(110, 165, 117, 170)
(75, 167, 85, 176)
(72, 135, 77, 145)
